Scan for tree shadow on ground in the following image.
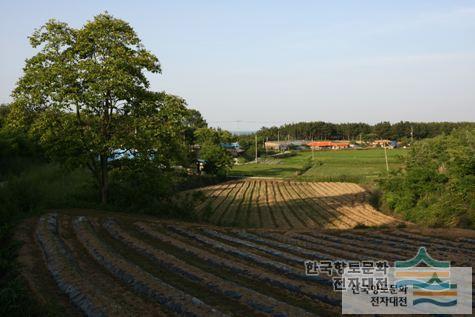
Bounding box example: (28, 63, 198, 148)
(194, 180, 402, 229)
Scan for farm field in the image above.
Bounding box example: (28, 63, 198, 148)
(19, 211, 475, 317)
(193, 179, 398, 229)
(230, 148, 407, 183)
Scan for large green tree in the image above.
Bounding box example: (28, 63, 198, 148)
(11, 13, 173, 203)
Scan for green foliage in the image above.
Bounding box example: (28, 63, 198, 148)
(0, 13, 221, 315)
(108, 160, 172, 213)
(183, 108, 207, 145)
(373, 121, 392, 139)
(107, 159, 211, 219)
(0, 103, 10, 129)
(252, 121, 475, 142)
(193, 127, 234, 175)
(0, 131, 41, 179)
(379, 128, 475, 228)
(0, 164, 94, 217)
(234, 134, 265, 161)
(194, 127, 232, 145)
(199, 141, 233, 176)
(144, 94, 195, 167)
(5, 11, 215, 216)
(10, 12, 200, 203)
(242, 142, 261, 161)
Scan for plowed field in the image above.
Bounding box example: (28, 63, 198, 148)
(194, 179, 398, 228)
(17, 211, 475, 316)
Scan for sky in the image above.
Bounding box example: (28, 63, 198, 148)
(1, 1, 474, 131)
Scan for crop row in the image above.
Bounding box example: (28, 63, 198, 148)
(36, 214, 106, 317)
(37, 214, 343, 315)
(35, 213, 473, 316)
(194, 180, 398, 229)
(135, 222, 340, 309)
(103, 219, 314, 316)
(73, 216, 227, 317)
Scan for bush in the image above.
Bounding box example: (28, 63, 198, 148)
(0, 165, 92, 221)
(379, 128, 475, 229)
(0, 130, 42, 180)
(108, 161, 206, 219)
(108, 161, 172, 213)
(199, 141, 233, 176)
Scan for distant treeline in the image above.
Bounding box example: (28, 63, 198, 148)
(256, 121, 475, 142)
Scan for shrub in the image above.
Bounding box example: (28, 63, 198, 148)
(108, 161, 206, 219)
(379, 128, 475, 229)
(199, 141, 233, 176)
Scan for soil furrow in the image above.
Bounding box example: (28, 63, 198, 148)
(73, 216, 227, 317)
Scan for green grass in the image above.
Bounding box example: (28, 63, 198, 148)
(230, 148, 407, 183)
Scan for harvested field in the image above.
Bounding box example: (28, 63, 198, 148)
(194, 179, 398, 229)
(19, 211, 475, 317)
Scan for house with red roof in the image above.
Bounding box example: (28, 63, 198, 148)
(307, 141, 350, 150)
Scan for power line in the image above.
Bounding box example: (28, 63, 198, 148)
(207, 120, 285, 124)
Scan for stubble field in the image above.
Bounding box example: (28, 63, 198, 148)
(193, 179, 398, 229)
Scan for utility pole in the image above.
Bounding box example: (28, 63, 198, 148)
(265, 137, 268, 156)
(255, 134, 258, 164)
(384, 143, 389, 174)
(277, 130, 280, 143)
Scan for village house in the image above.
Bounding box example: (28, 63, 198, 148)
(264, 140, 308, 151)
(306, 141, 350, 150)
(264, 141, 289, 151)
(221, 142, 244, 156)
(372, 139, 391, 147)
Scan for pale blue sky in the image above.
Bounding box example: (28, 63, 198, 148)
(1, 1, 474, 130)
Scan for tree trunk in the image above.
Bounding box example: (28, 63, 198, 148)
(99, 154, 108, 204)
(100, 93, 112, 204)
